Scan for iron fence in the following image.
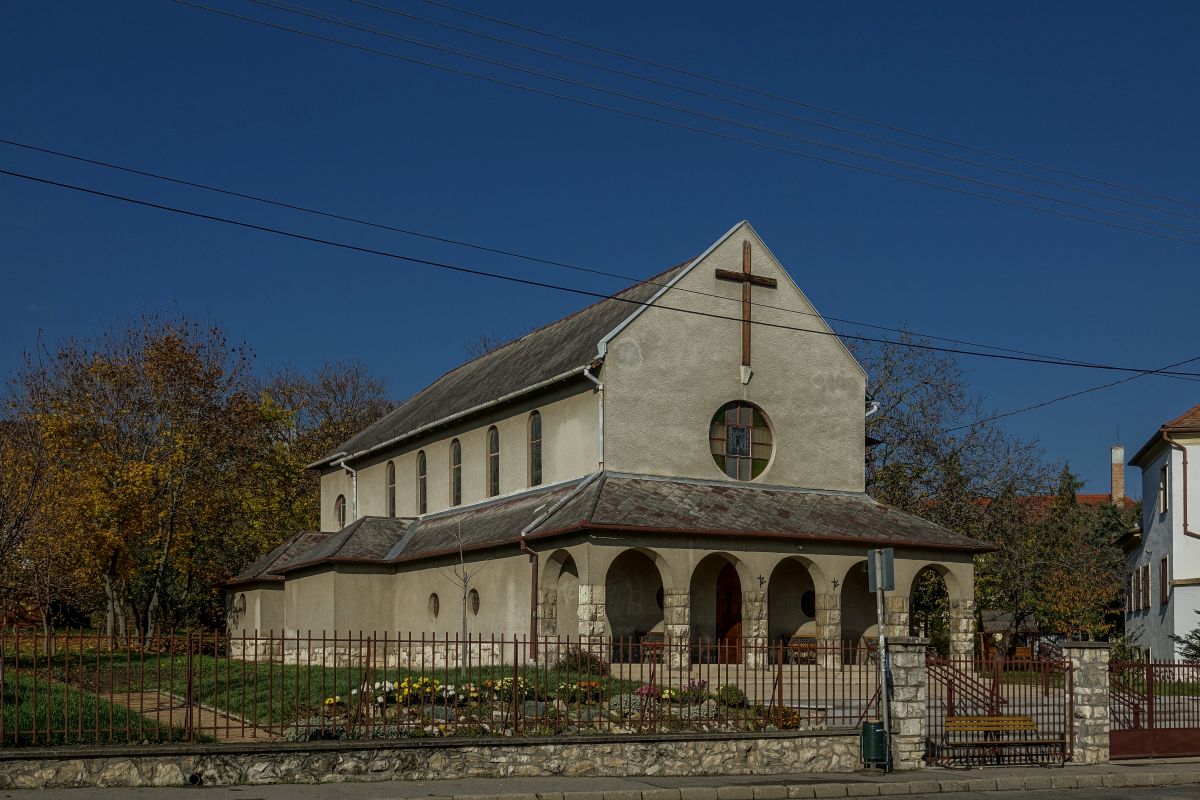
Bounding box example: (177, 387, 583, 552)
(925, 654, 1072, 766)
(0, 630, 880, 747)
(1109, 659, 1200, 759)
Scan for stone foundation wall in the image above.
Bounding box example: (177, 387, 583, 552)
(0, 732, 861, 790)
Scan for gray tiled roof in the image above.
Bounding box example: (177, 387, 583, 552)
(228, 530, 333, 584)
(248, 472, 988, 579)
(314, 261, 693, 467)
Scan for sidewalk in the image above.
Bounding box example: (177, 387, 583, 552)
(6, 758, 1200, 798)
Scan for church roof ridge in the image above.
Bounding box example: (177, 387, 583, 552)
(311, 258, 695, 470)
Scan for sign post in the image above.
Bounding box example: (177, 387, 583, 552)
(868, 547, 894, 770)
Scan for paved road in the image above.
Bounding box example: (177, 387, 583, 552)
(3, 778, 1198, 800)
(3, 786, 1198, 800)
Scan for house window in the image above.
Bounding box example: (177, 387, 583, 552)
(1160, 465, 1169, 514)
(416, 450, 427, 514)
(469, 588, 480, 616)
(1142, 564, 1151, 609)
(450, 439, 462, 506)
(709, 401, 773, 480)
(334, 494, 347, 530)
(1161, 557, 1170, 605)
(1127, 574, 1134, 615)
(529, 411, 543, 487)
(386, 461, 396, 517)
(486, 426, 500, 498)
(428, 593, 440, 619)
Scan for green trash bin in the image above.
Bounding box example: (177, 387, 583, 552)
(860, 721, 890, 770)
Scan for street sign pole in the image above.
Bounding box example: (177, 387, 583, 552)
(869, 547, 894, 771)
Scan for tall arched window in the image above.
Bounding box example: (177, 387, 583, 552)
(334, 494, 347, 530)
(386, 461, 396, 517)
(486, 426, 500, 497)
(449, 439, 462, 506)
(416, 450, 427, 514)
(529, 411, 543, 487)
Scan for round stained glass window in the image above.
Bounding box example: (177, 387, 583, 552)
(709, 401, 773, 480)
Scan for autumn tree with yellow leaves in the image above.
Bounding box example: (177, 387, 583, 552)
(5, 314, 390, 637)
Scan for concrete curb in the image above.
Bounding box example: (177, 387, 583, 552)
(456, 771, 1200, 800)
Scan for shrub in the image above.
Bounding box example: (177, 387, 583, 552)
(679, 677, 708, 704)
(557, 679, 606, 703)
(555, 644, 610, 676)
(714, 684, 746, 707)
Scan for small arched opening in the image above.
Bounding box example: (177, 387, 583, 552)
(689, 553, 745, 663)
(604, 549, 665, 659)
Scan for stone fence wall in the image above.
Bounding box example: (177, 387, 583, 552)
(0, 732, 861, 790)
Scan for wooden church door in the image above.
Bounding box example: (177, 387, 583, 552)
(715, 563, 742, 663)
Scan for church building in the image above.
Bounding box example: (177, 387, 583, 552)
(226, 222, 985, 662)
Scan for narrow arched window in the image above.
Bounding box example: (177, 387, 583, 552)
(486, 426, 500, 498)
(416, 450, 427, 514)
(334, 494, 347, 530)
(386, 461, 396, 517)
(449, 439, 462, 506)
(528, 411, 542, 487)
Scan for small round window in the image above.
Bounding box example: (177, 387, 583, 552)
(709, 401, 773, 480)
(469, 589, 480, 616)
(428, 593, 440, 619)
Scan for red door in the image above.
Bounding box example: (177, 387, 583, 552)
(715, 563, 742, 663)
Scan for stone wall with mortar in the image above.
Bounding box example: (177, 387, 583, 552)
(1063, 642, 1110, 765)
(0, 732, 861, 790)
(887, 636, 928, 771)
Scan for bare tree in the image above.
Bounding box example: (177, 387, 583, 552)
(438, 522, 481, 665)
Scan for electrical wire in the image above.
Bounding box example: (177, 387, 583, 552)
(5, 164, 1200, 380)
(416, 0, 1200, 212)
(2, 134, 1159, 373)
(164, 0, 1200, 247)
(947, 353, 1200, 433)
(346, 0, 1200, 224)
(242, 0, 1200, 238)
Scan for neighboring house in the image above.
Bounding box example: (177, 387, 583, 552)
(224, 221, 991, 662)
(1121, 404, 1200, 658)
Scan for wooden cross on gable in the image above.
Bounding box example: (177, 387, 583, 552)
(715, 240, 778, 380)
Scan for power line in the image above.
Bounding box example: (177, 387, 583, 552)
(417, 0, 1200, 212)
(166, 0, 1200, 247)
(346, 0, 1200, 225)
(4, 135, 1164, 374)
(243, 0, 1200, 238)
(947, 352, 1200, 433)
(6, 164, 1200, 380)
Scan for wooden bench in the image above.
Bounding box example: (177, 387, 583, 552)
(940, 715, 1066, 765)
(785, 635, 819, 665)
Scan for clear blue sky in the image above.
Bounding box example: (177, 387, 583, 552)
(2, 1, 1198, 497)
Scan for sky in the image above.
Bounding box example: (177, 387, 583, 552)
(2, 0, 1198, 498)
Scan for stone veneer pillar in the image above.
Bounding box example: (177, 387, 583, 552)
(887, 636, 930, 771)
(1062, 642, 1111, 764)
(663, 588, 690, 669)
(577, 584, 605, 638)
(538, 588, 557, 638)
(948, 599, 976, 661)
(884, 594, 909, 639)
(816, 591, 841, 667)
(742, 588, 769, 669)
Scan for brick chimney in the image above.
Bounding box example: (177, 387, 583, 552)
(1111, 444, 1125, 504)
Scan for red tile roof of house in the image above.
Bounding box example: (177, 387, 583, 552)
(1130, 402, 1200, 466)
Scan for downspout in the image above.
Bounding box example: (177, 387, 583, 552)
(1163, 434, 1199, 540)
(337, 458, 358, 522)
(583, 364, 604, 470)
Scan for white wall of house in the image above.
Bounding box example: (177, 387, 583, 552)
(1128, 436, 1200, 658)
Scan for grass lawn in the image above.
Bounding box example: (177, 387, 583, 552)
(1, 674, 188, 746)
(4, 643, 642, 728)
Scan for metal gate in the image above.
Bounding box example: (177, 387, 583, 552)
(1110, 659, 1200, 758)
(926, 654, 1072, 766)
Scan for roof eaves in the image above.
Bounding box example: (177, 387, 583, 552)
(594, 221, 748, 358)
(308, 366, 588, 469)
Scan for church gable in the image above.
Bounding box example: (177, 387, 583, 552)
(600, 221, 867, 492)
